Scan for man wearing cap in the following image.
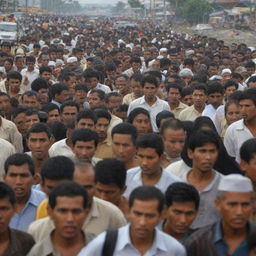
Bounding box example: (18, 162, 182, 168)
(185, 174, 256, 256)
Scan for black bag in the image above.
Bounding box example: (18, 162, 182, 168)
(102, 229, 118, 256)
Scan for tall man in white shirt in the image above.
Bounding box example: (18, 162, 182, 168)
(224, 88, 256, 162)
(127, 75, 171, 132)
(78, 186, 186, 256)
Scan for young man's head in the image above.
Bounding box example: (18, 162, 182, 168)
(60, 101, 79, 126)
(206, 81, 224, 109)
(47, 181, 89, 240)
(105, 92, 122, 113)
(192, 84, 207, 109)
(26, 56, 36, 71)
(6, 71, 22, 94)
(188, 129, 219, 173)
(223, 80, 238, 98)
(167, 83, 182, 105)
(95, 158, 126, 205)
(84, 69, 100, 90)
(21, 91, 40, 109)
(4, 153, 35, 202)
(130, 73, 143, 98)
(11, 106, 28, 134)
(164, 182, 199, 240)
(130, 56, 142, 72)
(41, 103, 60, 124)
(247, 76, 256, 89)
(215, 174, 253, 231)
(128, 186, 165, 240)
(27, 123, 53, 161)
(240, 138, 256, 185)
(160, 119, 186, 159)
(51, 83, 69, 104)
(94, 109, 111, 142)
(25, 108, 40, 130)
(127, 107, 151, 137)
(87, 89, 105, 110)
(115, 75, 130, 96)
(181, 87, 193, 106)
(142, 75, 159, 102)
(39, 66, 52, 81)
(0, 182, 16, 235)
(239, 88, 256, 123)
(136, 133, 164, 176)
(41, 156, 74, 196)
(111, 122, 137, 165)
(31, 78, 49, 104)
(71, 128, 99, 162)
(76, 109, 96, 130)
(0, 92, 11, 115)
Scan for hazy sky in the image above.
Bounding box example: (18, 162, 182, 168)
(79, 0, 126, 4)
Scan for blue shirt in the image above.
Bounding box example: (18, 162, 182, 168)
(213, 221, 249, 256)
(10, 188, 46, 232)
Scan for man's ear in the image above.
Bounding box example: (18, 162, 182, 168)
(240, 160, 247, 172)
(47, 203, 53, 218)
(187, 149, 193, 160)
(121, 186, 127, 195)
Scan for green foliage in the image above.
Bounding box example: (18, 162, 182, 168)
(173, 0, 213, 24)
(128, 0, 144, 8)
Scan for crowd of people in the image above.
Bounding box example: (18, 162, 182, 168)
(0, 14, 256, 255)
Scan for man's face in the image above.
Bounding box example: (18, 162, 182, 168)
(41, 178, 65, 196)
(73, 167, 95, 207)
(25, 114, 40, 130)
(76, 118, 95, 130)
(15, 58, 24, 69)
(129, 199, 162, 240)
(239, 99, 256, 123)
(88, 93, 102, 109)
(61, 106, 78, 124)
(0, 198, 15, 235)
(137, 147, 162, 176)
(48, 196, 87, 239)
(241, 154, 256, 184)
(208, 92, 224, 109)
(13, 112, 27, 134)
(0, 95, 11, 113)
(216, 192, 253, 230)
(95, 183, 124, 206)
(95, 118, 109, 141)
(143, 83, 158, 101)
(112, 134, 136, 163)
(165, 201, 197, 237)
(192, 89, 207, 108)
(27, 132, 52, 160)
(57, 90, 69, 104)
(74, 90, 87, 105)
(168, 88, 181, 104)
(22, 95, 39, 109)
(131, 62, 141, 71)
(188, 142, 218, 173)
(208, 66, 218, 77)
(4, 164, 34, 201)
(115, 77, 129, 95)
(8, 78, 21, 93)
(162, 128, 186, 158)
(65, 76, 77, 91)
(88, 77, 98, 89)
(4, 61, 12, 72)
(40, 55, 50, 67)
(106, 95, 122, 113)
(72, 140, 96, 162)
(26, 61, 35, 71)
(47, 109, 60, 124)
(247, 67, 255, 76)
(225, 86, 237, 98)
(131, 80, 143, 98)
(132, 113, 151, 137)
(181, 94, 193, 106)
(40, 71, 52, 81)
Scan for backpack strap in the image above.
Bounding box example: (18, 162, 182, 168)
(102, 229, 118, 256)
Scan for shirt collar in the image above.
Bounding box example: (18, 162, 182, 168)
(235, 119, 247, 131)
(28, 189, 43, 207)
(213, 221, 223, 243)
(139, 96, 159, 105)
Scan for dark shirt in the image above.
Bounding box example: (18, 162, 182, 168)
(2, 228, 35, 256)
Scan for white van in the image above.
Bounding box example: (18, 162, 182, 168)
(0, 22, 18, 41)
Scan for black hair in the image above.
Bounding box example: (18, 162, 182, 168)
(248, 231, 256, 251)
(95, 158, 126, 189)
(83, 69, 100, 80)
(48, 121, 67, 141)
(94, 108, 111, 122)
(181, 87, 193, 98)
(27, 122, 52, 140)
(240, 138, 256, 163)
(188, 129, 220, 151)
(156, 110, 175, 129)
(239, 88, 256, 105)
(130, 73, 143, 82)
(7, 71, 22, 82)
(31, 78, 49, 92)
(41, 156, 74, 182)
(130, 56, 142, 64)
(111, 122, 137, 145)
(224, 80, 238, 90)
(192, 83, 207, 94)
(247, 76, 256, 86)
(89, 89, 105, 101)
(165, 182, 200, 210)
(11, 106, 28, 119)
(60, 100, 79, 114)
(129, 186, 165, 213)
(48, 181, 88, 209)
(184, 58, 194, 66)
(61, 71, 76, 82)
(75, 84, 88, 93)
(206, 81, 224, 95)
(0, 182, 16, 205)
(71, 128, 99, 147)
(127, 107, 150, 124)
(160, 118, 185, 135)
(141, 75, 158, 87)
(26, 56, 36, 63)
(105, 92, 122, 104)
(39, 66, 52, 74)
(76, 109, 96, 124)
(166, 82, 182, 94)
(136, 133, 164, 156)
(4, 153, 35, 176)
(41, 103, 60, 114)
(51, 83, 69, 99)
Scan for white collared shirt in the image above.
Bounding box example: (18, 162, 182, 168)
(21, 68, 39, 89)
(202, 104, 218, 121)
(224, 119, 253, 163)
(123, 166, 182, 199)
(127, 96, 171, 132)
(78, 224, 186, 256)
